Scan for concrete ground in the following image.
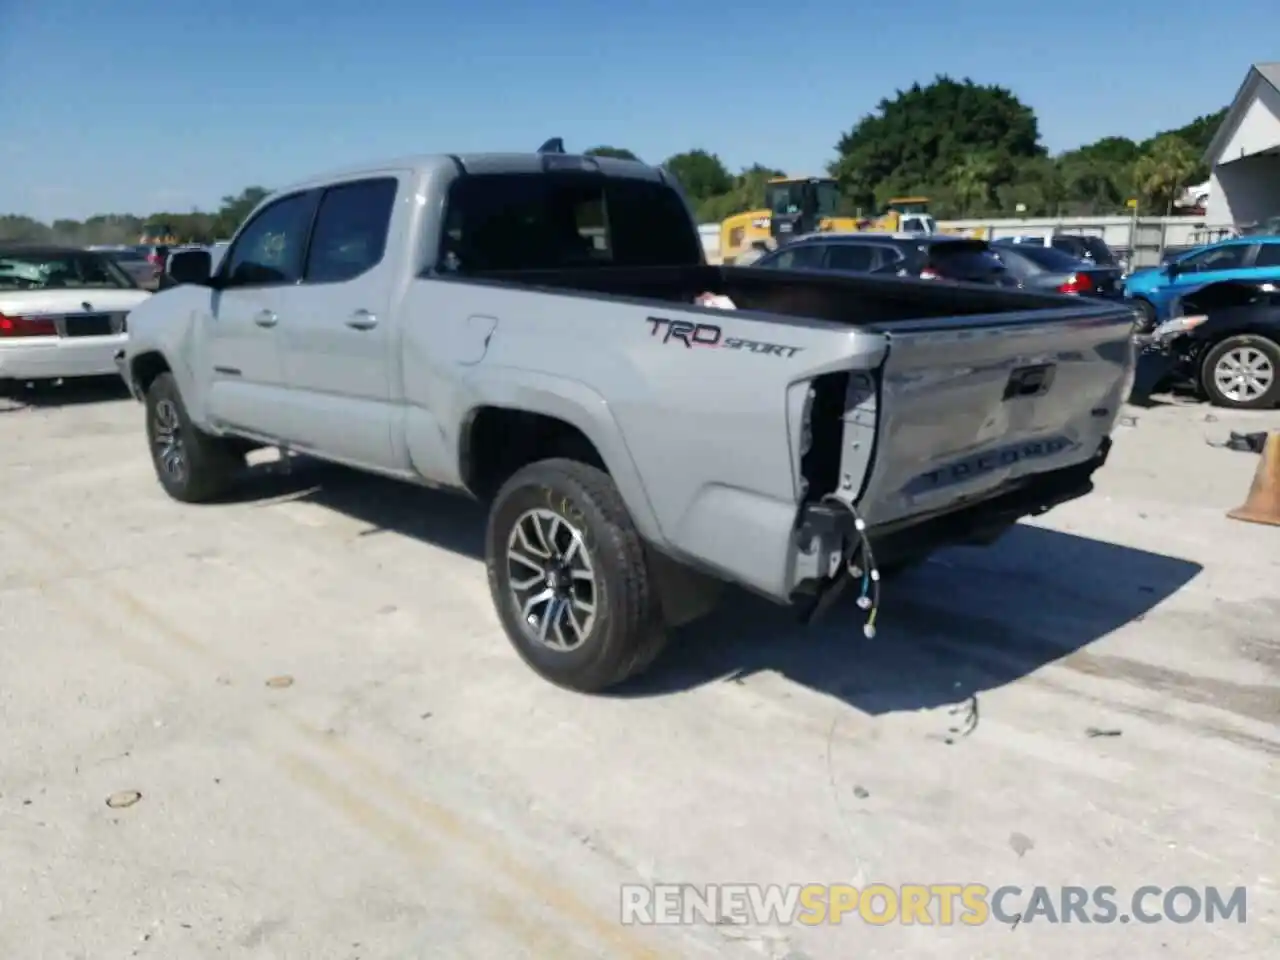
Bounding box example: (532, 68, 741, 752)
(1, 380, 1276, 959)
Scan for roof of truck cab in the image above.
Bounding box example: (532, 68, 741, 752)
(275, 152, 667, 194)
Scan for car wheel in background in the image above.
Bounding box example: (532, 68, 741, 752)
(1200, 335, 1280, 410)
(1131, 298, 1157, 333)
(144, 372, 244, 502)
(485, 458, 668, 693)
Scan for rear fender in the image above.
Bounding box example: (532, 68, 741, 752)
(458, 368, 665, 545)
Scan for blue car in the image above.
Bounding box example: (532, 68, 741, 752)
(1124, 236, 1280, 329)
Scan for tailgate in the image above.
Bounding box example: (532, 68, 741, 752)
(853, 304, 1135, 525)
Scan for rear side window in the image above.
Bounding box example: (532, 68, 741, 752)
(824, 243, 877, 272)
(1006, 244, 1088, 271)
(305, 178, 398, 283)
(1051, 236, 1086, 257)
(765, 244, 824, 270)
(439, 173, 702, 272)
(1254, 243, 1280, 268)
(926, 242, 1005, 277)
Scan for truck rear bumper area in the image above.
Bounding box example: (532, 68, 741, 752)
(794, 436, 1110, 588)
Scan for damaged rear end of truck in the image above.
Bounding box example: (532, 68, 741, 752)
(788, 294, 1133, 620)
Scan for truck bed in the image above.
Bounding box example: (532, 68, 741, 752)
(462, 262, 1088, 325)
(425, 264, 1135, 599)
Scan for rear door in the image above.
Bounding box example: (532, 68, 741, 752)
(275, 175, 404, 470)
(203, 189, 318, 440)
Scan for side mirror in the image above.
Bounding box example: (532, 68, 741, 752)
(167, 249, 214, 286)
(1164, 261, 1181, 277)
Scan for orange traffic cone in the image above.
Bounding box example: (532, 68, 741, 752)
(1227, 431, 1280, 526)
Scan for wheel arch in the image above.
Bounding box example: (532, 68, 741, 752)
(457, 372, 665, 546)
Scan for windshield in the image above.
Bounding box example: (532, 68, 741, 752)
(0, 251, 137, 290)
(765, 180, 840, 218)
(766, 182, 806, 216)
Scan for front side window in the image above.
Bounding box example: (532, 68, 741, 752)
(304, 178, 398, 284)
(1181, 244, 1247, 273)
(0, 251, 136, 291)
(222, 192, 316, 287)
(439, 173, 702, 272)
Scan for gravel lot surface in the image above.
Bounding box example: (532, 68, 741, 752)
(1, 380, 1276, 959)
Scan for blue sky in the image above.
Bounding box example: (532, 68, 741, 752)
(0, 0, 1271, 220)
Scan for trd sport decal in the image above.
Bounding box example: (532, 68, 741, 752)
(646, 317, 802, 358)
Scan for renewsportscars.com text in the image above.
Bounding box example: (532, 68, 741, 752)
(620, 883, 1248, 927)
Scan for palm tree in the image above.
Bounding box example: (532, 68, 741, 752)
(1132, 136, 1199, 215)
(948, 154, 999, 215)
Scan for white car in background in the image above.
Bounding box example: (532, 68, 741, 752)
(0, 244, 151, 388)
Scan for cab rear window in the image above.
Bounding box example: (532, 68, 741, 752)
(438, 173, 702, 272)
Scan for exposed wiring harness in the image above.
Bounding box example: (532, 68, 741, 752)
(820, 494, 882, 638)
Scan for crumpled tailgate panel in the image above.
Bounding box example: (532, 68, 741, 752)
(854, 305, 1135, 525)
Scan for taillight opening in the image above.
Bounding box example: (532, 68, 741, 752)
(1058, 272, 1095, 294)
(0, 312, 58, 338)
(918, 267, 940, 280)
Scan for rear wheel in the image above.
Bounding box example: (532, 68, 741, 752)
(485, 458, 667, 692)
(145, 373, 243, 502)
(1200, 335, 1280, 410)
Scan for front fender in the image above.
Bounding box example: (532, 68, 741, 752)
(457, 366, 665, 546)
(122, 288, 208, 425)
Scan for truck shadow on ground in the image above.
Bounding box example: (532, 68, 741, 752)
(237, 458, 1203, 716)
(620, 526, 1202, 714)
(0, 376, 132, 411)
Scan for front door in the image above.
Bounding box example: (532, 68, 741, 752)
(204, 189, 318, 441)
(1168, 242, 1252, 299)
(274, 175, 404, 471)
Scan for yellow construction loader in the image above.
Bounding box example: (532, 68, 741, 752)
(718, 181, 938, 264)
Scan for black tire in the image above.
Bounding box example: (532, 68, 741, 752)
(1199, 334, 1280, 410)
(485, 458, 667, 692)
(144, 372, 243, 502)
(1131, 298, 1157, 333)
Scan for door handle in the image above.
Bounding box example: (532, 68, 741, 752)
(346, 309, 378, 330)
(253, 310, 278, 328)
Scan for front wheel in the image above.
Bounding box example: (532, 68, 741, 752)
(145, 372, 243, 502)
(485, 459, 667, 693)
(1131, 298, 1157, 333)
(1200, 335, 1280, 410)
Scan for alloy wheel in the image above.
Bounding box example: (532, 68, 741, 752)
(1214, 346, 1275, 403)
(506, 507, 598, 651)
(152, 398, 187, 482)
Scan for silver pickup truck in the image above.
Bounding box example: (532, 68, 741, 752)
(117, 145, 1136, 692)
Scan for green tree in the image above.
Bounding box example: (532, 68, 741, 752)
(661, 150, 733, 204)
(1132, 134, 1200, 214)
(693, 164, 787, 223)
(212, 187, 270, 238)
(830, 75, 1044, 211)
(584, 146, 640, 161)
(948, 153, 999, 215)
